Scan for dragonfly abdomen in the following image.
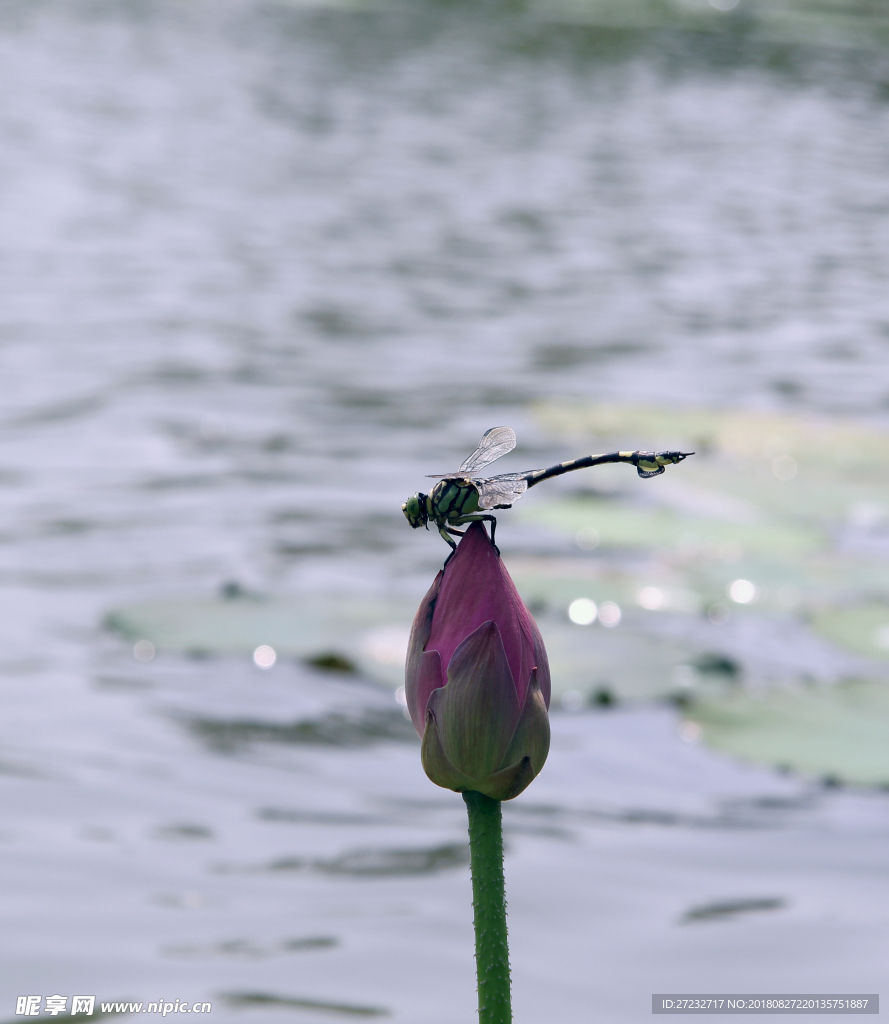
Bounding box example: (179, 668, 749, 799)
(524, 452, 628, 486)
(525, 450, 690, 487)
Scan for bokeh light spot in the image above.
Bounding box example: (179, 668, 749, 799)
(253, 645, 276, 669)
(362, 627, 410, 667)
(568, 598, 597, 625)
(598, 601, 622, 628)
(680, 721, 703, 744)
(728, 578, 757, 604)
(133, 640, 155, 663)
(575, 527, 600, 551)
(708, 603, 730, 625)
(772, 455, 797, 480)
(638, 586, 665, 610)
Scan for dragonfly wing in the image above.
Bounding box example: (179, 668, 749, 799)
(475, 473, 528, 510)
(458, 426, 516, 475)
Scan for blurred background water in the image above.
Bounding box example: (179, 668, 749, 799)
(2, 0, 889, 1020)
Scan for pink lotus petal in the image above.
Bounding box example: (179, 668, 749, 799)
(426, 522, 549, 707)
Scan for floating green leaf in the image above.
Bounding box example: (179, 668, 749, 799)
(690, 681, 889, 786)
(811, 603, 889, 661)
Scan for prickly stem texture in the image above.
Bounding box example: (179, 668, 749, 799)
(463, 791, 512, 1024)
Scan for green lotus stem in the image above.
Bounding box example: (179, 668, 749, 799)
(464, 791, 512, 1024)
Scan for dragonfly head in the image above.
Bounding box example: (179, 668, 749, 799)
(402, 493, 429, 529)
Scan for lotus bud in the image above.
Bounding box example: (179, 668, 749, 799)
(405, 521, 550, 801)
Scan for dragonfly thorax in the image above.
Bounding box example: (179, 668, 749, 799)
(429, 478, 480, 524)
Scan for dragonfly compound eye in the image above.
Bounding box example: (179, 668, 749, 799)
(402, 494, 427, 528)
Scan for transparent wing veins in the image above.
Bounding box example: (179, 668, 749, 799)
(475, 473, 528, 510)
(458, 426, 516, 475)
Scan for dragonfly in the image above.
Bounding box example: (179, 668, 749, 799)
(402, 426, 692, 553)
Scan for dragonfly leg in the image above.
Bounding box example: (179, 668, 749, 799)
(438, 525, 458, 553)
(452, 514, 500, 555)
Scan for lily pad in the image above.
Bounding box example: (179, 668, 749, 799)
(810, 603, 889, 661)
(689, 681, 889, 786)
(540, 621, 698, 702)
(105, 594, 414, 688)
(515, 495, 823, 558)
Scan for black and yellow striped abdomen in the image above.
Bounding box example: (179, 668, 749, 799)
(525, 449, 689, 486)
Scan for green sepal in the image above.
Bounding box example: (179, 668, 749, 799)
(434, 620, 521, 782)
(420, 705, 476, 792)
(500, 668, 550, 779)
(477, 755, 535, 801)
